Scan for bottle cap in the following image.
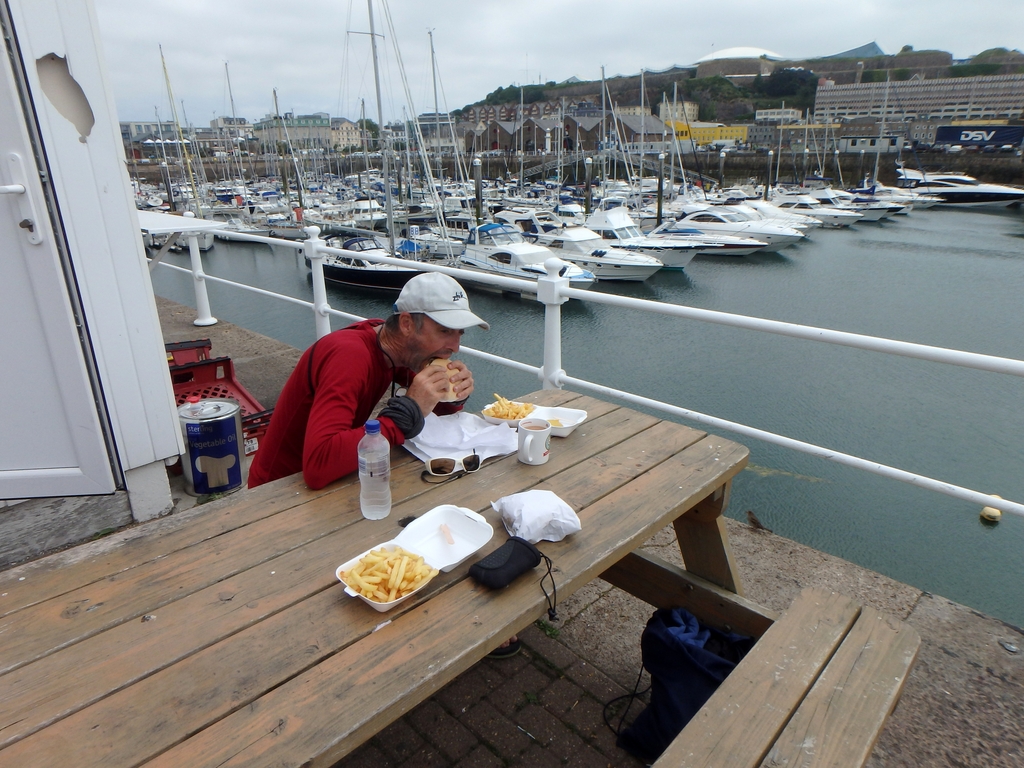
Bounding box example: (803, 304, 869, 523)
(364, 419, 381, 435)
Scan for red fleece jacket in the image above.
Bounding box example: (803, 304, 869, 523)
(248, 320, 460, 490)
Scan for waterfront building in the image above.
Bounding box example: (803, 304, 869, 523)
(614, 113, 670, 153)
(658, 100, 700, 124)
(563, 115, 602, 151)
(664, 120, 749, 149)
(330, 117, 363, 153)
(813, 74, 1024, 122)
(755, 108, 802, 123)
(835, 134, 905, 154)
(253, 112, 332, 151)
(479, 120, 517, 152)
(568, 100, 603, 118)
(416, 112, 459, 154)
(119, 119, 177, 144)
(209, 116, 252, 139)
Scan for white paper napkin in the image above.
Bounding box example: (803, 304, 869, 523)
(405, 412, 517, 464)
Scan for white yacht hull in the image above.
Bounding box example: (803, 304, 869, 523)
(558, 255, 662, 282)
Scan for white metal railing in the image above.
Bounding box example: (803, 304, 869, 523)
(155, 226, 1024, 519)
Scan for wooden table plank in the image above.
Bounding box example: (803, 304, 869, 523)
(601, 550, 777, 638)
(136, 434, 750, 768)
(760, 606, 921, 768)
(0, 393, 616, 674)
(654, 589, 862, 768)
(0, 403, 708, 765)
(0, 395, 627, 746)
(0, 392, 587, 617)
(0, 472, 341, 617)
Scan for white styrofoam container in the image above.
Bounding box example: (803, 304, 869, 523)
(481, 404, 588, 436)
(335, 505, 493, 612)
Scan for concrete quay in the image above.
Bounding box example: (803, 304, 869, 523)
(161, 299, 1024, 765)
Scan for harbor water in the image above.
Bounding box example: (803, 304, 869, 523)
(151, 206, 1024, 627)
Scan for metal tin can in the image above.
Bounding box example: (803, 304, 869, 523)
(177, 398, 243, 495)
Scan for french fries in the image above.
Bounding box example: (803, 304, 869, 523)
(340, 546, 438, 603)
(483, 393, 535, 421)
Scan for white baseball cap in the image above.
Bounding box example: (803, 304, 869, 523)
(394, 272, 490, 330)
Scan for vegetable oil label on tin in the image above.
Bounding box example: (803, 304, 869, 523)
(178, 399, 243, 495)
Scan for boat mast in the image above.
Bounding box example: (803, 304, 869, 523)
(872, 73, 891, 186)
(154, 106, 174, 210)
(160, 45, 203, 216)
(272, 89, 290, 212)
(600, 65, 607, 194)
(671, 82, 686, 195)
(557, 97, 563, 187)
(367, 0, 396, 255)
(224, 62, 248, 191)
(518, 84, 525, 194)
(638, 69, 645, 198)
(802, 110, 809, 184)
(359, 98, 370, 191)
(429, 29, 441, 183)
(402, 105, 413, 203)
(774, 101, 784, 188)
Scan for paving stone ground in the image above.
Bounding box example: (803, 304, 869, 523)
(333, 624, 647, 768)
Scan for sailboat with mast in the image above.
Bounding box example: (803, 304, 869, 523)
(314, 0, 428, 291)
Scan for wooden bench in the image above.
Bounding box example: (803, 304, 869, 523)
(649, 587, 921, 768)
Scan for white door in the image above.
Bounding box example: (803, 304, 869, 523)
(0, 12, 116, 498)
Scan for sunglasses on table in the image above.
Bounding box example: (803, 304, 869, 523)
(426, 451, 481, 477)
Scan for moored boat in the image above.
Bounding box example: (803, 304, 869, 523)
(585, 207, 704, 268)
(315, 236, 424, 291)
(532, 225, 664, 281)
(671, 203, 806, 251)
(457, 223, 595, 294)
(895, 166, 1024, 207)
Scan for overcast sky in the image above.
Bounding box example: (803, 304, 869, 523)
(93, 0, 1023, 125)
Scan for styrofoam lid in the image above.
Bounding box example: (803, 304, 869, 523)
(394, 504, 493, 572)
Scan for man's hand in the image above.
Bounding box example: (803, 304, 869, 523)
(407, 365, 448, 415)
(407, 359, 474, 415)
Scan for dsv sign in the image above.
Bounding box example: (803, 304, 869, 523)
(961, 130, 996, 141)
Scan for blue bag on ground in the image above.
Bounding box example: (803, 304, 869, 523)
(617, 607, 755, 763)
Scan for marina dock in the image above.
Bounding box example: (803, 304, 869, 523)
(151, 297, 1023, 768)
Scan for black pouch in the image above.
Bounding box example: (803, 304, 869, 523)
(469, 536, 542, 589)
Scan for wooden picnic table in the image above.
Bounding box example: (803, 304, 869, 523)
(0, 389, 752, 768)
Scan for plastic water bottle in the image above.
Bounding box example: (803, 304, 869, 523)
(357, 419, 391, 519)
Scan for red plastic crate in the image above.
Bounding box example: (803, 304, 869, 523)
(165, 338, 212, 366)
(167, 348, 273, 456)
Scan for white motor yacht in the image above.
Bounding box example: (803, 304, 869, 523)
(584, 207, 704, 269)
(533, 226, 664, 282)
(769, 194, 863, 227)
(729, 198, 823, 230)
(646, 220, 770, 257)
(895, 167, 1024, 207)
(801, 187, 893, 221)
(671, 204, 806, 251)
(458, 223, 595, 294)
(493, 207, 565, 237)
(863, 182, 941, 210)
(553, 202, 586, 226)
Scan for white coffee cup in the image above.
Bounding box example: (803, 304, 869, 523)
(517, 418, 551, 465)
